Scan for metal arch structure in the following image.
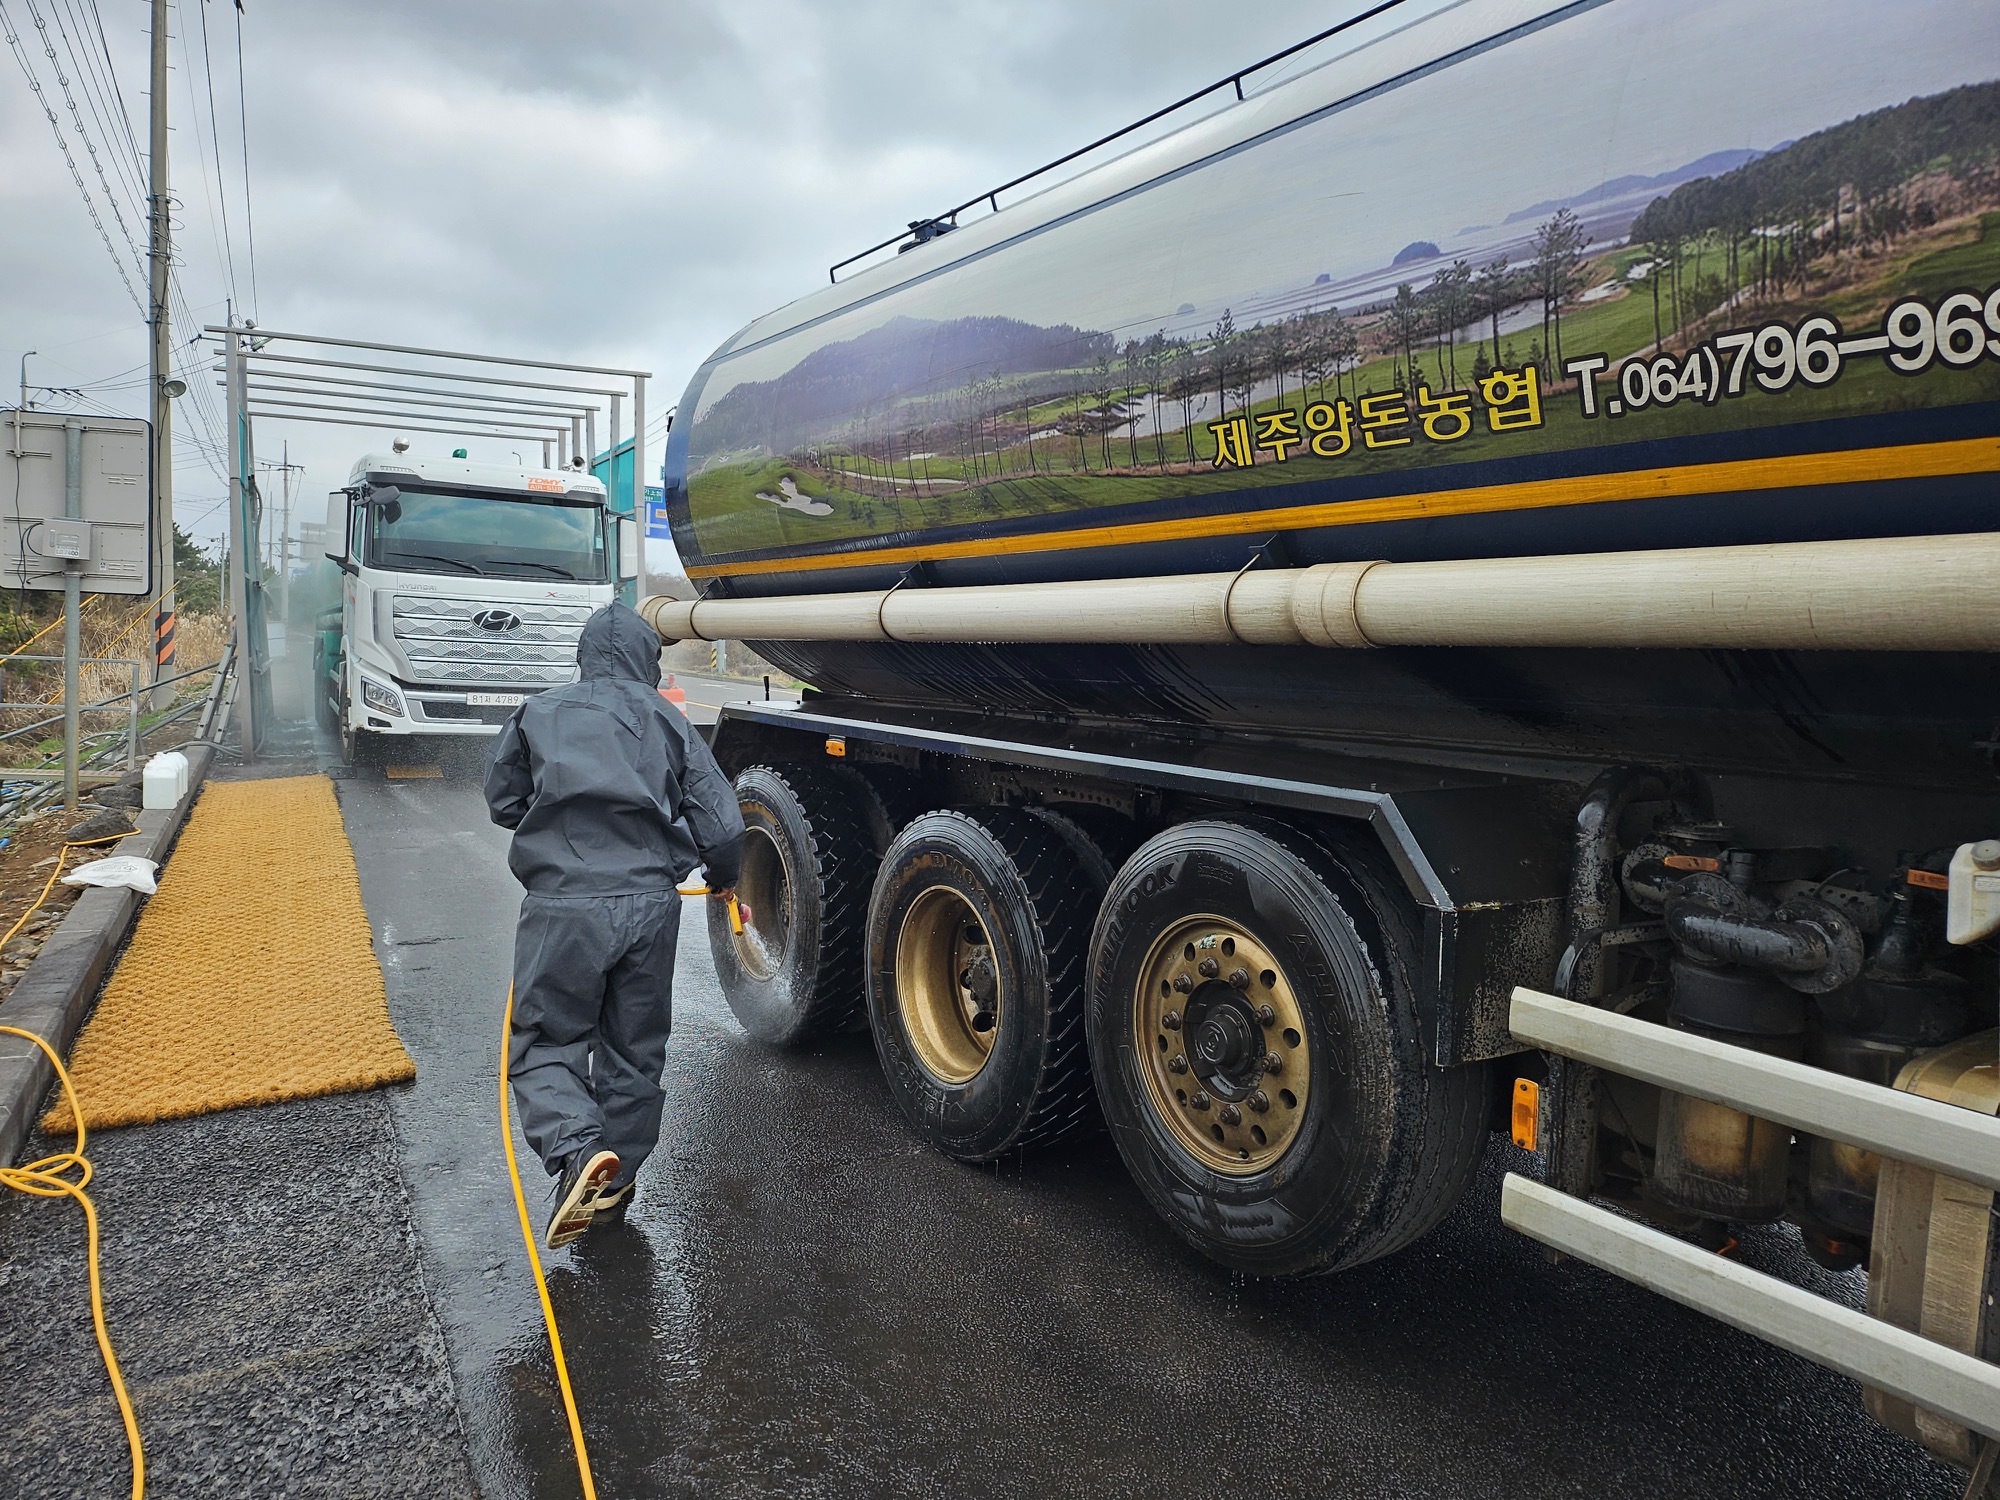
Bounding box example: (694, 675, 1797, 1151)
(204, 321, 650, 754)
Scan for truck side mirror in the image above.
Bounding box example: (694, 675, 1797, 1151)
(616, 513, 640, 582)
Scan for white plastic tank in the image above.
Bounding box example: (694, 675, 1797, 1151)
(142, 750, 189, 810)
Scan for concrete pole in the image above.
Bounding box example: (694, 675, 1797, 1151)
(585, 407, 596, 482)
(62, 419, 82, 810)
(148, 0, 176, 704)
(541, 439, 550, 469)
(569, 416, 582, 469)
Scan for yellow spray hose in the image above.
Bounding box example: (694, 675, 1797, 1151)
(500, 982, 598, 1500)
(0, 832, 150, 1500)
(497, 886, 741, 1499)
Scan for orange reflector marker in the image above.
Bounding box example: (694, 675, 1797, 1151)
(1511, 1078, 1540, 1152)
(825, 736, 847, 757)
(1906, 868, 1949, 891)
(1662, 854, 1722, 872)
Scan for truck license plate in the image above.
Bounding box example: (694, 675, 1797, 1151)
(467, 693, 526, 707)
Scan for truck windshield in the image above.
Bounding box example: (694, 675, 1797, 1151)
(364, 489, 607, 582)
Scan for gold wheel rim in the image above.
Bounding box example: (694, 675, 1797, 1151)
(733, 825, 790, 980)
(894, 886, 999, 1085)
(1133, 916, 1310, 1176)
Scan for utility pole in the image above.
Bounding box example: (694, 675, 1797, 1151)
(148, 0, 176, 705)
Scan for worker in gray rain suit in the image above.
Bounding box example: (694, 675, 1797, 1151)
(485, 601, 744, 1250)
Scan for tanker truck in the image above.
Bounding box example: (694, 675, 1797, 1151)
(646, 0, 2000, 1469)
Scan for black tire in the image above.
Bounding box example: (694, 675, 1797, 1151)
(866, 808, 1104, 1160)
(1087, 819, 1488, 1278)
(711, 763, 876, 1046)
(1022, 806, 1118, 890)
(845, 764, 928, 855)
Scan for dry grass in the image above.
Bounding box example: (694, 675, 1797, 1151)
(0, 602, 232, 768)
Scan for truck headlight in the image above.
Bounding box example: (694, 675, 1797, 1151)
(360, 676, 405, 716)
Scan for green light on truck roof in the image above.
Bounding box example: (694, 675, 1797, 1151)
(452, 448, 468, 458)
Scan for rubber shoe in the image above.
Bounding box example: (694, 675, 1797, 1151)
(544, 1147, 620, 1251)
(592, 1181, 636, 1228)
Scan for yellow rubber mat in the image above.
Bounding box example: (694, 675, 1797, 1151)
(43, 774, 414, 1133)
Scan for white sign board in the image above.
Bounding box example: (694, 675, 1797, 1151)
(0, 409, 153, 595)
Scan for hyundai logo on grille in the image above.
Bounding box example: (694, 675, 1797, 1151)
(470, 609, 523, 632)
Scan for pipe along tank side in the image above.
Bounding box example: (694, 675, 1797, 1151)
(658, 0, 2000, 1467)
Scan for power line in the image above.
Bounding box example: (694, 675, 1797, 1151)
(0, 0, 147, 316)
(189, 0, 238, 308)
(170, 0, 234, 315)
(232, 0, 256, 320)
(20, 0, 147, 270)
(44, 0, 146, 223)
(81, 0, 144, 181)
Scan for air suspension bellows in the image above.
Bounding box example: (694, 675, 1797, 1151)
(1806, 878, 1983, 1241)
(1652, 955, 1806, 1221)
(1649, 873, 1861, 1222)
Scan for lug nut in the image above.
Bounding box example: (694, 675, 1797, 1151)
(1189, 1090, 1211, 1111)
(1247, 1091, 1270, 1114)
(1168, 1054, 1188, 1075)
(1162, 1010, 1181, 1031)
(1172, 973, 1194, 994)
(1256, 1004, 1276, 1026)
(1228, 967, 1251, 990)
(1198, 957, 1220, 979)
(1218, 1103, 1242, 1126)
(1262, 1052, 1284, 1075)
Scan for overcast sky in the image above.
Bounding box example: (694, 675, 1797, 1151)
(0, 0, 1359, 561)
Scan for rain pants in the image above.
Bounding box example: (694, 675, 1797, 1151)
(484, 602, 744, 1183)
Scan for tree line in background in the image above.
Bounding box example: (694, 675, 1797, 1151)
(815, 80, 2000, 500)
(1629, 79, 2000, 350)
(831, 203, 1593, 494)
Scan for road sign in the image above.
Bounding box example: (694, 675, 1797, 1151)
(644, 486, 670, 540)
(0, 410, 153, 594)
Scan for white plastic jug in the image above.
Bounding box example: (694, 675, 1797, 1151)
(143, 751, 189, 810)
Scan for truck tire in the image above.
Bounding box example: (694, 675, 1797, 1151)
(1087, 819, 1488, 1278)
(712, 763, 876, 1046)
(866, 808, 1104, 1160)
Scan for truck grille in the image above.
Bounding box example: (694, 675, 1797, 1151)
(391, 596, 595, 686)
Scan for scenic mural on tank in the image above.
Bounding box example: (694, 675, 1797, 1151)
(681, 0, 2000, 559)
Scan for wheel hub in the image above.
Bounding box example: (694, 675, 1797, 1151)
(1133, 918, 1310, 1176)
(1188, 994, 1259, 1081)
(894, 889, 999, 1084)
(732, 825, 792, 981)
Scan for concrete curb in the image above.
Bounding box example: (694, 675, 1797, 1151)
(0, 741, 218, 1165)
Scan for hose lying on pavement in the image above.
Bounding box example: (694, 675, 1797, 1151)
(501, 981, 599, 1499)
(496, 886, 741, 1500)
(0, 832, 148, 1499)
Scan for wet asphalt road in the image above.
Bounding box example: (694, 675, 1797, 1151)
(342, 748, 1954, 1500)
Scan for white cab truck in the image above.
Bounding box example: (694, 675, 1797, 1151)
(310, 450, 638, 761)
